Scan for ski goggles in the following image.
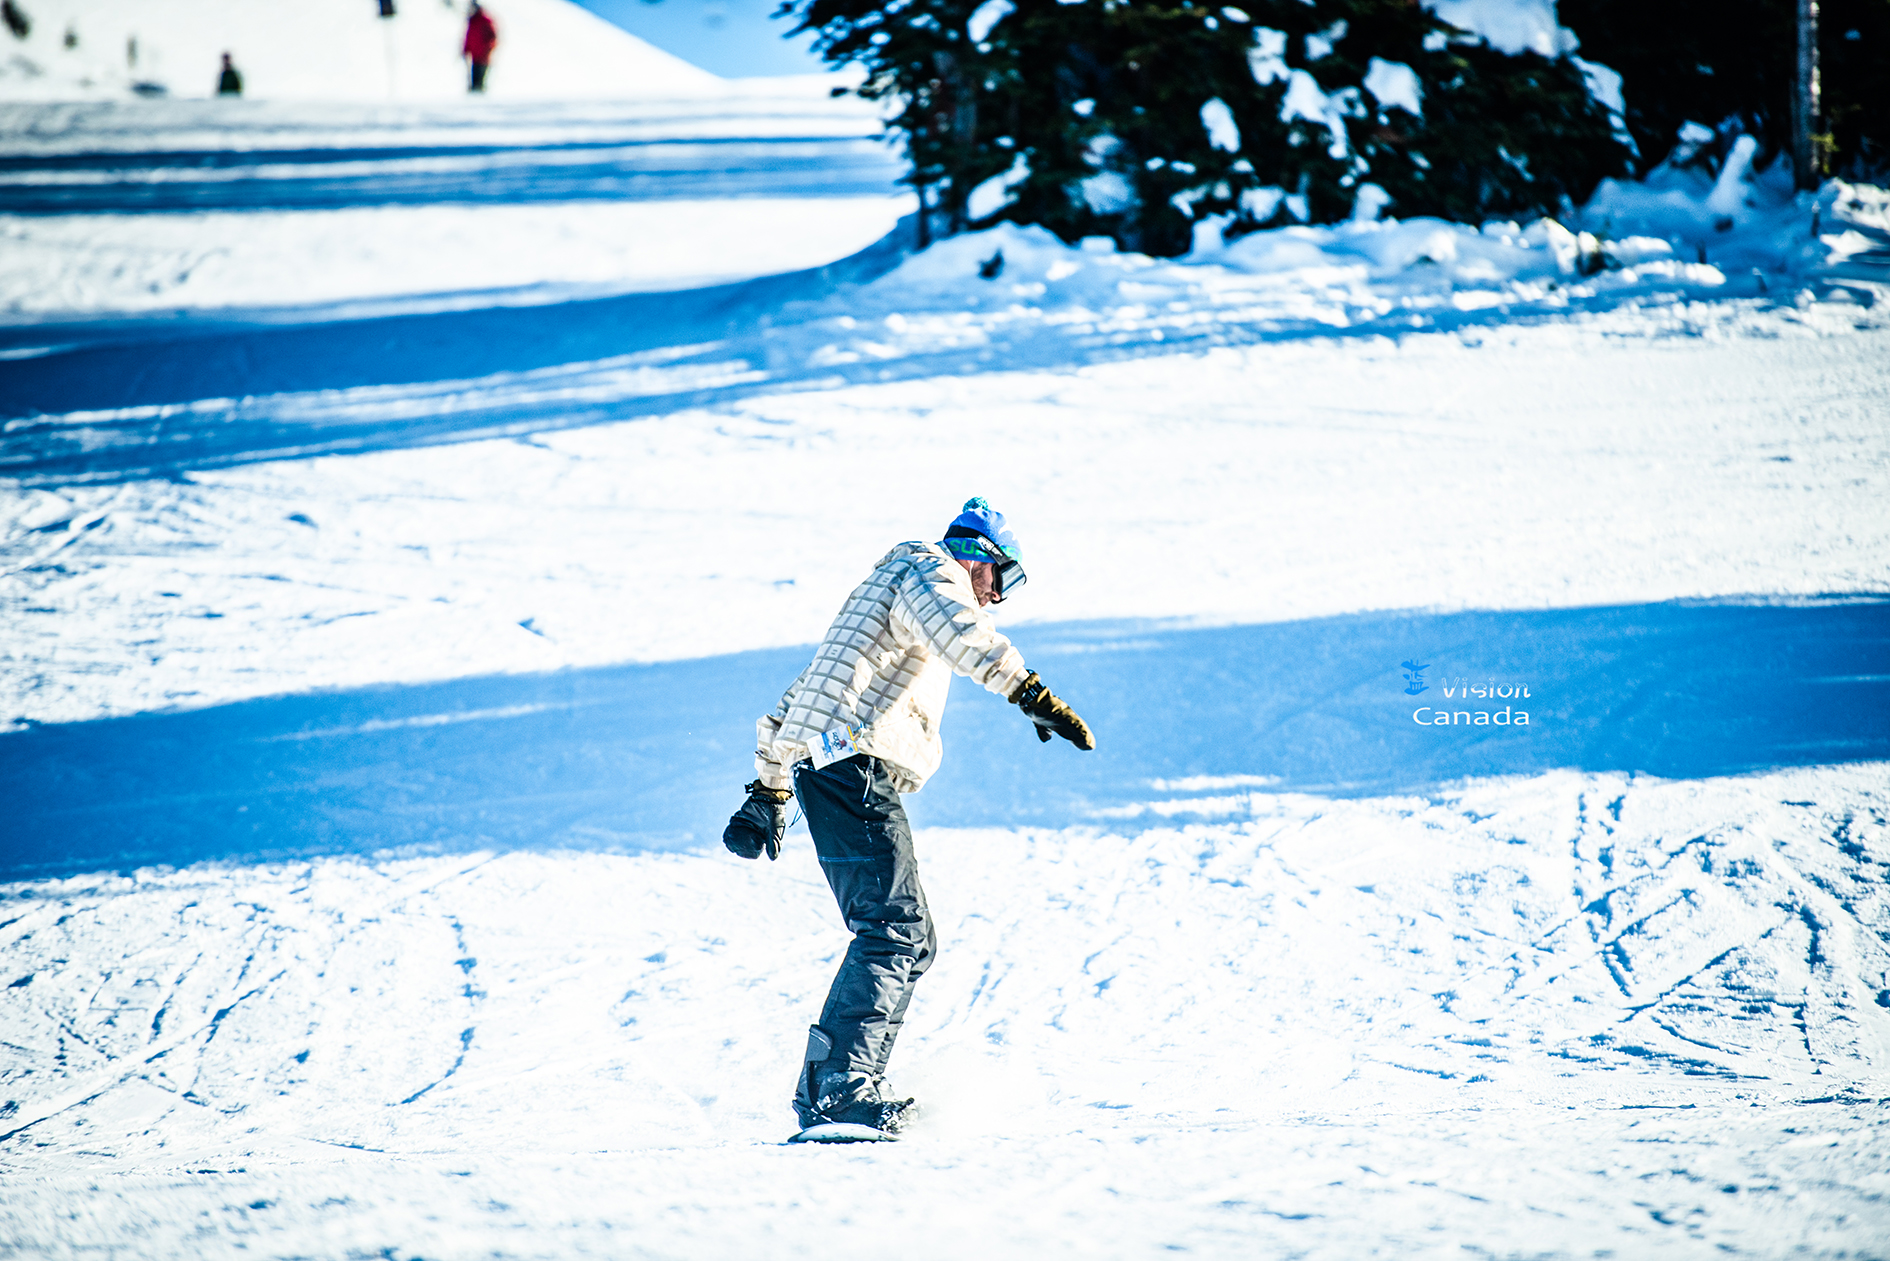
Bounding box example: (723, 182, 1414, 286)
(942, 532, 1028, 602)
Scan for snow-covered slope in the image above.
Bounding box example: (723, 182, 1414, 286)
(1, 48, 1887, 1258)
(0, 195, 911, 315)
(571, 0, 828, 78)
(0, 92, 907, 323)
(0, 0, 723, 101)
(2, 764, 1886, 1256)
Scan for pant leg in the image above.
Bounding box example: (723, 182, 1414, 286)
(470, 61, 488, 91)
(793, 755, 936, 1081)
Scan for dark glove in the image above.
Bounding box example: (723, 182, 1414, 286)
(1011, 671, 1096, 750)
(723, 780, 792, 860)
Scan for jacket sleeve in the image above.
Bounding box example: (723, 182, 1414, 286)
(891, 555, 1030, 700)
(752, 714, 792, 792)
(751, 656, 819, 791)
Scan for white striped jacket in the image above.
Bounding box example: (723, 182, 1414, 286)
(754, 541, 1029, 794)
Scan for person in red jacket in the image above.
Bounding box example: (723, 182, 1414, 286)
(462, 3, 497, 93)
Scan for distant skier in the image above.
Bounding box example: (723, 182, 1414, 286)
(216, 52, 242, 97)
(462, 2, 497, 93)
(722, 499, 1096, 1142)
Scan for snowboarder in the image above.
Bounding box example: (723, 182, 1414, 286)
(462, 2, 497, 93)
(216, 52, 242, 97)
(722, 499, 1096, 1142)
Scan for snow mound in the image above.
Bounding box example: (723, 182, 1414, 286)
(803, 168, 1883, 369)
(1583, 142, 1807, 271)
(819, 210, 1724, 357)
(0, 0, 723, 102)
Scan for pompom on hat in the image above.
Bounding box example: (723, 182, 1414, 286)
(940, 497, 1027, 599)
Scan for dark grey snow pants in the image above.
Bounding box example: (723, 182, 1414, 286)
(792, 754, 936, 1092)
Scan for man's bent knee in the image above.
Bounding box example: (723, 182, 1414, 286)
(848, 915, 932, 955)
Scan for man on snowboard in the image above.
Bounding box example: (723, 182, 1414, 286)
(722, 498, 1096, 1139)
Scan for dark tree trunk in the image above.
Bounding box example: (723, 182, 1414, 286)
(1792, 0, 1821, 188)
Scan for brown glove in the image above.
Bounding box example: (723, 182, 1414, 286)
(1011, 671, 1096, 750)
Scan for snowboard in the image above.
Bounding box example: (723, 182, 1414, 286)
(787, 1121, 900, 1144)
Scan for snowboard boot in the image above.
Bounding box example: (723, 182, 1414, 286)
(793, 1025, 916, 1135)
(811, 1068, 916, 1134)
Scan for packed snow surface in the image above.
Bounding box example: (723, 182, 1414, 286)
(0, 95, 903, 317)
(0, 197, 913, 315)
(3, 766, 1887, 1256)
(2, 86, 1888, 1259)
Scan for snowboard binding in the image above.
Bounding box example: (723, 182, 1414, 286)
(789, 1025, 915, 1144)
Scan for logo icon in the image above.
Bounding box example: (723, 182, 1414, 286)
(1401, 659, 1430, 696)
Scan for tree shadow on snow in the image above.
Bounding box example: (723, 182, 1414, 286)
(2, 598, 1884, 881)
(0, 218, 1800, 488)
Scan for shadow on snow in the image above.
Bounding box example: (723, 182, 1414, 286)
(0, 218, 1791, 488)
(3, 598, 1884, 881)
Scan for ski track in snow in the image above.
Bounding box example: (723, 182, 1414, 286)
(1, 766, 1887, 1256)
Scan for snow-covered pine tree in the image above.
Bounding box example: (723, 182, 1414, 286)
(784, 0, 1632, 252)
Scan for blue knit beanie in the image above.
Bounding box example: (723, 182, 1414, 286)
(940, 497, 1022, 564)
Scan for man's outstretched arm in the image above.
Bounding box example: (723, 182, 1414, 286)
(895, 558, 1095, 751)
